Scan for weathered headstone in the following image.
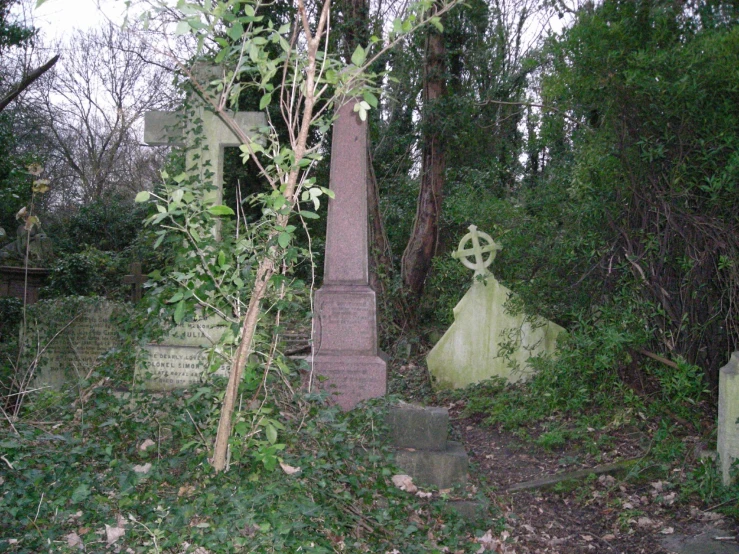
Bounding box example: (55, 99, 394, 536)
(427, 225, 564, 388)
(28, 300, 121, 389)
(311, 101, 386, 409)
(137, 315, 229, 391)
(718, 352, 739, 485)
(144, 65, 265, 221)
(139, 66, 264, 390)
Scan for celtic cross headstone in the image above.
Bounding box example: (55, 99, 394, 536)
(427, 225, 564, 389)
(452, 224, 502, 276)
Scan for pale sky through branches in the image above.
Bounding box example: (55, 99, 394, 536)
(32, 0, 126, 41)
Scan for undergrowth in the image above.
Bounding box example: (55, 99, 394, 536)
(447, 309, 739, 518)
(0, 357, 496, 553)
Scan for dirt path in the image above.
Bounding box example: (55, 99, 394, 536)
(448, 406, 739, 554)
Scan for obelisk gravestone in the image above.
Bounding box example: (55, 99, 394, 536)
(311, 101, 386, 409)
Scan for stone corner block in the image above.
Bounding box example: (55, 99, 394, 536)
(393, 441, 468, 489)
(385, 403, 449, 451)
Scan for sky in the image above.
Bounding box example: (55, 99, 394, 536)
(30, 0, 127, 41)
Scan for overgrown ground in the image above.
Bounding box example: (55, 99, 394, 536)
(0, 356, 496, 553)
(3, 328, 739, 553)
(389, 343, 739, 554)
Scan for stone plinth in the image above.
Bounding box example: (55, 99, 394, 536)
(386, 402, 449, 451)
(0, 266, 49, 304)
(311, 101, 386, 409)
(387, 403, 469, 489)
(394, 442, 469, 489)
(718, 352, 739, 485)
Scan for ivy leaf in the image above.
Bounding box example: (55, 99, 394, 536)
(70, 483, 90, 504)
(174, 300, 186, 324)
(135, 191, 150, 203)
(265, 423, 278, 444)
(351, 44, 366, 66)
(208, 205, 235, 216)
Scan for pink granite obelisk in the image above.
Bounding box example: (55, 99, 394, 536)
(311, 100, 387, 409)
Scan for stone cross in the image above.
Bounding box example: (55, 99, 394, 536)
(143, 65, 265, 228)
(311, 100, 386, 410)
(718, 351, 739, 485)
(123, 261, 147, 302)
(452, 224, 502, 276)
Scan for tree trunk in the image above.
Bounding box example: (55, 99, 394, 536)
(401, 23, 446, 301)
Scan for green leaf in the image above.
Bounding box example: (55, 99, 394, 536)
(228, 22, 243, 41)
(430, 16, 443, 32)
(174, 300, 186, 324)
(351, 44, 366, 67)
(259, 93, 272, 110)
(218, 250, 226, 267)
(168, 292, 184, 304)
(392, 18, 403, 34)
(278, 232, 291, 248)
(70, 483, 90, 504)
(300, 211, 319, 219)
(135, 191, 150, 203)
(265, 423, 278, 444)
(172, 189, 184, 203)
(208, 205, 235, 216)
(362, 91, 378, 108)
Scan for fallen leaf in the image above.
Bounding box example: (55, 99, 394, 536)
(582, 535, 593, 541)
(65, 532, 83, 549)
(279, 462, 301, 475)
(636, 517, 655, 528)
(138, 439, 155, 451)
(391, 474, 417, 493)
(602, 534, 616, 540)
(178, 485, 196, 497)
(133, 463, 152, 474)
(660, 527, 674, 534)
(416, 491, 433, 499)
(105, 524, 125, 545)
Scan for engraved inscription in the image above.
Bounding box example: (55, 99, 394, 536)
(140, 345, 227, 391)
(317, 292, 374, 354)
(33, 302, 120, 388)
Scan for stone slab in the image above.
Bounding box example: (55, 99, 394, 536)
(310, 354, 386, 410)
(135, 315, 229, 391)
(386, 403, 449, 451)
(718, 352, 739, 485)
(138, 344, 227, 391)
(443, 500, 489, 523)
(29, 300, 122, 389)
(393, 441, 468, 489)
(161, 315, 227, 347)
(427, 278, 564, 389)
(313, 285, 377, 356)
(322, 102, 369, 286)
(661, 524, 739, 554)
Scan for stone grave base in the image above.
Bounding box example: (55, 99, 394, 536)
(386, 402, 469, 490)
(311, 354, 386, 410)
